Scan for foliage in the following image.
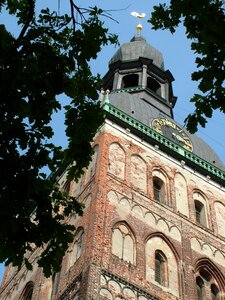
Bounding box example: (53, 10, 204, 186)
(0, 0, 117, 277)
(150, 0, 225, 133)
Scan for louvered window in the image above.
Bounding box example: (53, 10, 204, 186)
(194, 200, 207, 226)
(155, 251, 167, 286)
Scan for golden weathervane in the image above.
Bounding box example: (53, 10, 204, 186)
(131, 11, 146, 33)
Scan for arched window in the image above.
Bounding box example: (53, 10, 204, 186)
(108, 143, 125, 180)
(211, 284, 220, 300)
(19, 282, 34, 300)
(196, 277, 205, 300)
(112, 224, 135, 264)
(152, 169, 168, 204)
(121, 74, 139, 88)
(195, 268, 221, 300)
(155, 250, 168, 286)
(153, 177, 165, 202)
(71, 228, 84, 265)
(146, 236, 179, 297)
(174, 173, 189, 217)
(214, 202, 225, 237)
(147, 77, 161, 96)
(130, 155, 147, 192)
(193, 192, 208, 227)
(84, 144, 99, 185)
(194, 200, 207, 226)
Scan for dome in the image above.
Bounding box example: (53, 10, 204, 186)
(108, 92, 225, 171)
(109, 35, 165, 70)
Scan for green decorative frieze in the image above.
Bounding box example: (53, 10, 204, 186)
(103, 102, 225, 185)
(112, 86, 144, 94)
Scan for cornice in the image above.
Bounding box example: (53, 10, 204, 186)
(102, 102, 225, 186)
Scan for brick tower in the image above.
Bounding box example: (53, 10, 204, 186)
(1, 29, 225, 300)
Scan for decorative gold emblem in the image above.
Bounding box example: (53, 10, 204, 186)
(131, 12, 146, 19)
(152, 118, 193, 152)
(131, 11, 146, 33)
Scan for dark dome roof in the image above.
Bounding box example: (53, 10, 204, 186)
(108, 92, 225, 170)
(109, 35, 165, 70)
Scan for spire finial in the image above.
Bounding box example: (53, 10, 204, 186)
(101, 89, 110, 106)
(131, 11, 146, 35)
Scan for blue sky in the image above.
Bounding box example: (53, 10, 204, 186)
(50, 0, 225, 164)
(1, 0, 225, 284)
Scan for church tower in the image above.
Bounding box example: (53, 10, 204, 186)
(1, 26, 225, 300)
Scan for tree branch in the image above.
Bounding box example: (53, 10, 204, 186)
(16, 0, 35, 46)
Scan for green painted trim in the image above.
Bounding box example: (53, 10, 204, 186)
(112, 86, 144, 93)
(102, 102, 225, 183)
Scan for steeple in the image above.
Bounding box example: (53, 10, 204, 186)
(102, 30, 225, 171)
(1, 13, 225, 300)
(103, 31, 177, 119)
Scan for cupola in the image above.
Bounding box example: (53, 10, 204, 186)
(103, 29, 177, 117)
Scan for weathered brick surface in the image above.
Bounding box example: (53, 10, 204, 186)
(0, 123, 224, 300)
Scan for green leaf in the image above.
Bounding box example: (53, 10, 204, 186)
(0, 1, 117, 276)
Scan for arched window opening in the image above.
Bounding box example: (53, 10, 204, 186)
(196, 277, 205, 300)
(20, 282, 34, 300)
(90, 145, 99, 178)
(112, 224, 135, 264)
(155, 250, 168, 286)
(146, 236, 179, 297)
(121, 74, 139, 88)
(214, 202, 225, 237)
(130, 155, 147, 192)
(195, 266, 221, 300)
(199, 269, 211, 282)
(84, 144, 99, 184)
(194, 200, 207, 226)
(174, 173, 189, 217)
(71, 228, 84, 265)
(108, 142, 125, 180)
(147, 77, 161, 96)
(211, 284, 220, 300)
(153, 177, 165, 202)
